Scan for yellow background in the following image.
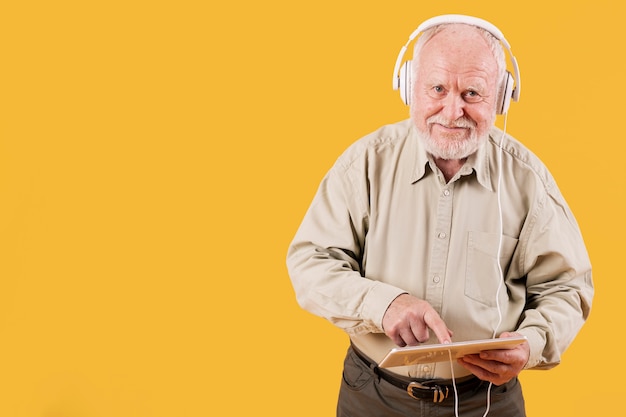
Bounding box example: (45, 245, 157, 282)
(0, 0, 622, 415)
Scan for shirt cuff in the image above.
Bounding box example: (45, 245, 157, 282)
(361, 281, 408, 332)
(516, 327, 548, 369)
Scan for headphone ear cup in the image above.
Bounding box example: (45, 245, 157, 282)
(398, 61, 411, 105)
(498, 71, 514, 114)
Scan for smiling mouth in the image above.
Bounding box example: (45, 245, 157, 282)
(433, 123, 470, 131)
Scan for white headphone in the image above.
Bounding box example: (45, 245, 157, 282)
(392, 14, 521, 114)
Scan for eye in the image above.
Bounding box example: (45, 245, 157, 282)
(426, 85, 446, 99)
(463, 90, 482, 103)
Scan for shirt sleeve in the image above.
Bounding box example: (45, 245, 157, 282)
(516, 180, 594, 370)
(286, 156, 406, 335)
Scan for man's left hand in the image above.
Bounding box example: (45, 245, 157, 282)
(457, 332, 530, 385)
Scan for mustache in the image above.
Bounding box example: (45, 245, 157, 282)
(426, 115, 476, 129)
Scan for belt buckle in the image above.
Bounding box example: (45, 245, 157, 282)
(407, 381, 449, 403)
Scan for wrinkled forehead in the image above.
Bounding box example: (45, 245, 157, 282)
(418, 25, 500, 77)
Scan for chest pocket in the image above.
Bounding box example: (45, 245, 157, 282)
(465, 231, 519, 307)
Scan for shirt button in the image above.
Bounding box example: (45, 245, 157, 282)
(438, 232, 446, 239)
(423, 366, 430, 373)
(443, 189, 450, 196)
(433, 275, 440, 283)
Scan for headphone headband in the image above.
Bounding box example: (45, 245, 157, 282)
(392, 14, 521, 111)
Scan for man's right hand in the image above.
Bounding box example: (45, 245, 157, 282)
(382, 294, 453, 347)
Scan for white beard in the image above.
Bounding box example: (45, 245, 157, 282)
(414, 114, 493, 160)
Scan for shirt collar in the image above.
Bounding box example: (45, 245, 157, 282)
(468, 138, 495, 191)
(409, 124, 430, 184)
(409, 123, 495, 192)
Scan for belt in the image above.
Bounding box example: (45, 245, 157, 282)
(351, 343, 484, 403)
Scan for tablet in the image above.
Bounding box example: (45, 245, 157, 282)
(378, 335, 527, 368)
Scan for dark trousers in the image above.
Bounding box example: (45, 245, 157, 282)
(337, 346, 526, 417)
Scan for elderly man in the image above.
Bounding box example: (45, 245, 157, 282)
(286, 15, 593, 417)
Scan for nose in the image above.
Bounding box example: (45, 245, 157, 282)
(441, 93, 465, 121)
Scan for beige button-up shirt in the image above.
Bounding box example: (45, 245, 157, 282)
(287, 119, 593, 379)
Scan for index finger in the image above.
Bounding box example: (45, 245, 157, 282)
(423, 309, 453, 343)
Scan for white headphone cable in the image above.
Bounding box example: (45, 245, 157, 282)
(492, 111, 508, 339)
(448, 349, 460, 417)
(481, 111, 510, 417)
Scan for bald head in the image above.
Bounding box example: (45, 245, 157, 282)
(411, 23, 506, 100)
